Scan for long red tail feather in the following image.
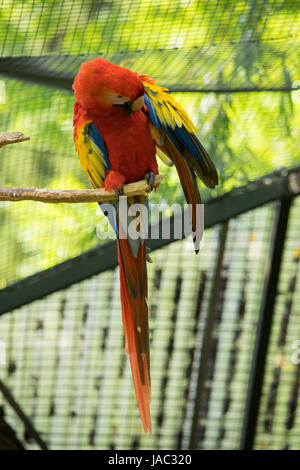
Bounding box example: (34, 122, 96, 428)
(117, 238, 152, 433)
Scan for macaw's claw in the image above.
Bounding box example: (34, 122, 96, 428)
(114, 184, 125, 198)
(144, 172, 156, 191)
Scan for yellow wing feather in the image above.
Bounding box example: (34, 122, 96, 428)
(75, 122, 108, 189)
(141, 77, 218, 189)
(142, 80, 198, 134)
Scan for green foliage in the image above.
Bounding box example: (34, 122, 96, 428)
(1, 76, 299, 286)
(0, 0, 300, 285)
(1, 0, 299, 56)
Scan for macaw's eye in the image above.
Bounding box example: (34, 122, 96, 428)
(109, 92, 131, 105)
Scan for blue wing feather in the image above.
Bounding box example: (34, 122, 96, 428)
(144, 94, 206, 173)
(88, 122, 110, 169)
(143, 84, 218, 188)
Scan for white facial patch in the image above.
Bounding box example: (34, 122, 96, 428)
(109, 92, 131, 105)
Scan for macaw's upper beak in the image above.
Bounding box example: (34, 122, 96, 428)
(119, 96, 144, 115)
(131, 95, 144, 112)
(124, 101, 132, 115)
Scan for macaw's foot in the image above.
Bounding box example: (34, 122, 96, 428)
(114, 184, 125, 198)
(103, 170, 126, 198)
(144, 171, 156, 191)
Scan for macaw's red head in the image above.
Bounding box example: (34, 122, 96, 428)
(72, 58, 145, 118)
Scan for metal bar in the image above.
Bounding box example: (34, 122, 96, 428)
(0, 241, 118, 315)
(240, 197, 292, 450)
(189, 221, 229, 450)
(0, 413, 24, 450)
(1, 61, 299, 95)
(0, 167, 299, 316)
(0, 379, 48, 450)
(1, 71, 72, 92)
(2, 70, 298, 94)
(171, 87, 300, 94)
(204, 166, 299, 228)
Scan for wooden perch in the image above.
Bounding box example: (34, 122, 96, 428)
(0, 131, 165, 202)
(0, 132, 30, 148)
(0, 175, 165, 203)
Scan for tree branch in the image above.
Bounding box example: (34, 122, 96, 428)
(0, 132, 30, 148)
(0, 175, 165, 203)
(0, 131, 165, 202)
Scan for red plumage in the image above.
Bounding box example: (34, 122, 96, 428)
(73, 58, 156, 433)
(73, 57, 218, 434)
(94, 111, 158, 190)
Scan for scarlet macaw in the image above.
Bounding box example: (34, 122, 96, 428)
(73, 58, 218, 433)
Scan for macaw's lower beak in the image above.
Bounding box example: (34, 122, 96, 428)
(132, 95, 144, 111)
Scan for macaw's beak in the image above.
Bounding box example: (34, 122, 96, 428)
(131, 95, 144, 112)
(118, 96, 144, 115)
(124, 101, 132, 115)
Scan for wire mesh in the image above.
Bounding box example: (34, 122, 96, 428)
(1, 1, 300, 78)
(0, 0, 299, 451)
(254, 196, 300, 450)
(0, 198, 298, 450)
(1, 0, 300, 286)
(0, 77, 101, 286)
(1, 0, 300, 95)
(1, 78, 299, 286)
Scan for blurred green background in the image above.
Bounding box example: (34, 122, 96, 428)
(0, 0, 299, 286)
(0, 0, 299, 450)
